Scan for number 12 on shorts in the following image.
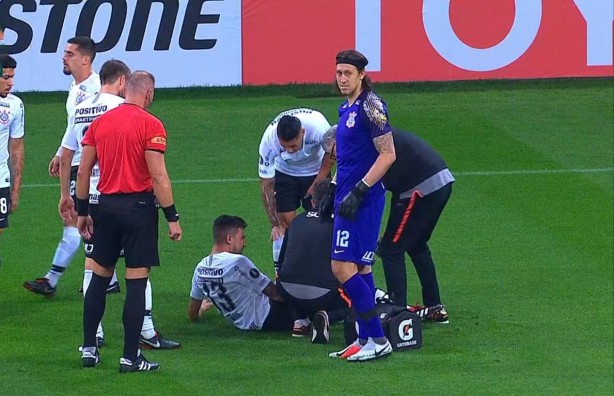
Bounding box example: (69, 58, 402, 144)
(336, 230, 350, 248)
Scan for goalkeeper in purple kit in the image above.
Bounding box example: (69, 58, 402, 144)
(321, 49, 396, 362)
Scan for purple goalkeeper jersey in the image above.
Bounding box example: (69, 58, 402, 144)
(335, 90, 392, 204)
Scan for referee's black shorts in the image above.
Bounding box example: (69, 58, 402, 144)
(274, 170, 316, 213)
(89, 192, 159, 268)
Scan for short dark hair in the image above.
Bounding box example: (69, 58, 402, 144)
(213, 215, 247, 244)
(0, 54, 17, 69)
(67, 36, 96, 61)
(334, 49, 373, 93)
(277, 115, 302, 141)
(0, 23, 5, 32)
(312, 178, 331, 206)
(99, 59, 130, 85)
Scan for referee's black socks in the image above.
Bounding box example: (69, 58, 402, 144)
(123, 277, 148, 362)
(83, 273, 112, 348)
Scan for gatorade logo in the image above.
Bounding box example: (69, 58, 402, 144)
(398, 319, 414, 341)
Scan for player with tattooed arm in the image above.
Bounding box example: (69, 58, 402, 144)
(322, 50, 396, 362)
(258, 109, 332, 275)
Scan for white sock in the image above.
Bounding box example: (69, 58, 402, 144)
(141, 279, 156, 339)
(110, 270, 118, 285)
(83, 270, 93, 294)
(46, 226, 81, 287)
(272, 235, 284, 262)
(83, 269, 104, 338)
(272, 235, 284, 274)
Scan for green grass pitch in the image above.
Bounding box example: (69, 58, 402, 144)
(0, 78, 612, 395)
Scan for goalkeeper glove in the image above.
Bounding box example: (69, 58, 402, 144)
(338, 179, 370, 220)
(318, 181, 336, 221)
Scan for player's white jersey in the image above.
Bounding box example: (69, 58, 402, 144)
(258, 108, 331, 178)
(61, 93, 124, 199)
(66, 72, 100, 119)
(191, 252, 272, 330)
(57, 72, 100, 163)
(0, 94, 25, 188)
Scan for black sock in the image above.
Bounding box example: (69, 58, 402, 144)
(83, 273, 112, 348)
(123, 277, 148, 362)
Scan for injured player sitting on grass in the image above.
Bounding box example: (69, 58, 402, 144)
(188, 215, 295, 332)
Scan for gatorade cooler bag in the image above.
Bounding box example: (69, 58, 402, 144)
(344, 303, 423, 351)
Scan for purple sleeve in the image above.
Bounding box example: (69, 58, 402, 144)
(361, 92, 392, 139)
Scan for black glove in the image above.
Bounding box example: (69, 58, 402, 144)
(338, 180, 370, 220)
(318, 181, 336, 221)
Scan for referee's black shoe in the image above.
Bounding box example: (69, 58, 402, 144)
(81, 349, 100, 368)
(119, 353, 160, 373)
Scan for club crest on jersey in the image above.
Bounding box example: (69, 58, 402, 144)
(76, 90, 86, 105)
(0, 109, 10, 124)
(346, 111, 357, 128)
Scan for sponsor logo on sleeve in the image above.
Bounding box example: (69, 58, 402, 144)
(150, 136, 167, 145)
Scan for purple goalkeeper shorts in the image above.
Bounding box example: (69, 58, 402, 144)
(331, 195, 385, 266)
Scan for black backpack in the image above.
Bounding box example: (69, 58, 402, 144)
(343, 302, 423, 351)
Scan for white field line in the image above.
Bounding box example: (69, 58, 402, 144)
(20, 167, 614, 188)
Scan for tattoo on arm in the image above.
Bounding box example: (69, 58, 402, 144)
(363, 132, 396, 187)
(373, 132, 394, 155)
(9, 138, 24, 195)
(260, 178, 279, 227)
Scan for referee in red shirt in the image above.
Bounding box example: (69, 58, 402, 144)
(76, 71, 181, 373)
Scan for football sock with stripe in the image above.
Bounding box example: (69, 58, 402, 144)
(141, 279, 156, 339)
(83, 269, 104, 338)
(272, 236, 284, 274)
(46, 226, 81, 287)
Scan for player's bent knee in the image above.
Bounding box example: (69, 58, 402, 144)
(126, 267, 150, 279)
(277, 211, 296, 229)
(357, 265, 371, 275)
(84, 257, 96, 271)
(331, 260, 358, 284)
(91, 260, 114, 277)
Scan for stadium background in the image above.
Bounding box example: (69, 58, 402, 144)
(0, 1, 612, 394)
(0, 0, 612, 90)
